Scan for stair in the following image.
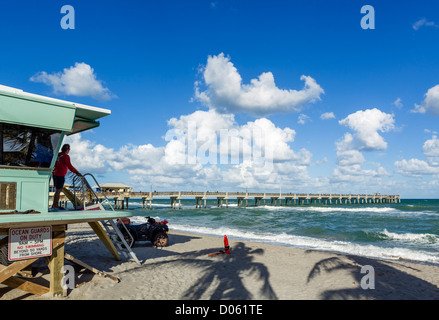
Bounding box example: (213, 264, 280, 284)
(64, 174, 141, 265)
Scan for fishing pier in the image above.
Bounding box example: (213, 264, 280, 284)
(53, 191, 401, 210)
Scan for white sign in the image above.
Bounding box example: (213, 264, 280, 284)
(8, 226, 52, 261)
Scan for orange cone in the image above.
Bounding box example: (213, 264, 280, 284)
(207, 235, 231, 256)
(224, 235, 230, 254)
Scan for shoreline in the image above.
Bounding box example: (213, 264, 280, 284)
(1, 223, 439, 300)
(167, 224, 439, 267)
(171, 227, 439, 268)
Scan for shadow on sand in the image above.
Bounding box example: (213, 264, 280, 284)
(66, 230, 277, 299)
(306, 252, 439, 299)
(118, 239, 278, 300)
(178, 242, 277, 300)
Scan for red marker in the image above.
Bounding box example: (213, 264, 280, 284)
(207, 235, 231, 256)
(224, 235, 230, 254)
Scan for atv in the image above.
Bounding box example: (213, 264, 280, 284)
(117, 216, 169, 248)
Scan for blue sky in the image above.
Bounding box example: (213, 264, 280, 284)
(1, 0, 439, 198)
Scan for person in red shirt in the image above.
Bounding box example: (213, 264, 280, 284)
(52, 144, 82, 209)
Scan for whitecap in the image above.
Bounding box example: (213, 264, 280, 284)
(170, 224, 439, 264)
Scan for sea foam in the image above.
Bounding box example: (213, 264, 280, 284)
(170, 223, 439, 265)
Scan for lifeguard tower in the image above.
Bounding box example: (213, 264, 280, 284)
(0, 85, 138, 297)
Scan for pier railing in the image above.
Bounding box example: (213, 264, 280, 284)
(50, 190, 401, 210)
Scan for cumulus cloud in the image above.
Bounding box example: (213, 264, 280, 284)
(63, 133, 115, 174)
(297, 114, 311, 125)
(393, 98, 403, 109)
(338, 108, 395, 150)
(66, 109, 315, 191)
(423, 135, 439, 157)
(331, 132, 389, 183)
(335, 133, 365, 167)
(165, 109, 298, 165)
(412, 84, 439, 115)
(394, 136, 439, 177)
(395, 159, 439, 177)
(320, 112, 335, 120)
(330, 109, 393, 185)
(194, 53, 324, 115)
(30, 62, 115, 101)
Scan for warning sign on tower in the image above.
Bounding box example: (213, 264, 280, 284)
(8, 226, 52, 261)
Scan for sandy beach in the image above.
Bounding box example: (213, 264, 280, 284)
(1, 222, 439, 300)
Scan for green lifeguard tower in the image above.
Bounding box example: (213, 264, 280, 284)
(0, 85, 137, 297)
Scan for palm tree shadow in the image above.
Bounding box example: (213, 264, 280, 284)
(306, 252, 439, 299)
(149, 242, 278, 300)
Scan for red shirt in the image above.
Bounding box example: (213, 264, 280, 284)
(53, 152, 78, 177)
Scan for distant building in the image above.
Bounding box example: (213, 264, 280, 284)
(93, 183, 132, 193)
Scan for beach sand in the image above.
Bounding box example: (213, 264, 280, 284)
(1, 222, 439, 300)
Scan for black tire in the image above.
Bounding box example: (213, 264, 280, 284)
(0, 243, 10, 266)
(153, 232, 168, 247)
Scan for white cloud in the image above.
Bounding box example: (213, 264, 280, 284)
(412, 18, 438, 31)
(338, 108, 395, 150)
(335, 133, 365, 167)
(320, 112, 335, 120)
(194, 53, 324, 115)
(66, 109, 317, 191)
(63, 133, 115, 174)
(395, 159, 439, 177)
(30, 62, 115, 101)
(331, 110, 393, 185)
(412, 84, 439, 115)
(394, 136, 439, 177)
(422, 135, 439, 166)
(165, 109, 298, 164)
(297, 114, 311, 125)
(423, 135, 439, 157)
(393, 98, 403, 109)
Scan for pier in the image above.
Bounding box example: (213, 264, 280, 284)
(51, 191, 401, 210)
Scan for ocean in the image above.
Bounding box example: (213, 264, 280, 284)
(110, 198, 439, 265)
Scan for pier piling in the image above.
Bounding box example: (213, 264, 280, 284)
(53, 191, 401, 210)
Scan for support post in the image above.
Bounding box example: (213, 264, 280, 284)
(47, 230, 66, 296)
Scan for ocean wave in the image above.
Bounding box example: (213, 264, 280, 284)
(381, 229, 439, 244)
(253, 205, 398, 214)
(169, 224, 439, 264)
